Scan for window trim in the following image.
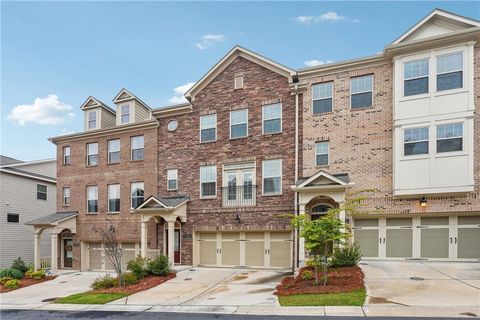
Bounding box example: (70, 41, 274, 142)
(86, 185, 98, 214)
(87, 110, 97, 130)
(403, 127, 429, 157)
(350, 74, 374, 109)
(199, 165, 217, 199)
(63, 187, 71, 206)
(436, 122, 464, 154)
(229, 108, 248, 139)
(130, 135, 144, 161)
(436, 51, 464, 92)
(107, 183, 121, 213)
(120, 104, 130, 124)
(7, 213, 19, 223)
(262, 103, 283, 135)
(130, 181, 145, 209)
(403, 58, 429, 97)
(167, 169, 178, 191)
(36, 184, 47, 200)
(63, 146, 71, 165)
(312, 81, 334, 115)
(315, 141, 330, 166)
(200, 114, 217, 143)
(234, 76, 244, 89)
(107, 139, 121, 164)
(86, 142, 99, 167)
(262, 159, 282, 196)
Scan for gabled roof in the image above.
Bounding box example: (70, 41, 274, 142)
(80, 96, 116, 114)
(25, 211, 78, 226)
(0, 155, 23, 166)
(295, 171, 350, 189)
(135, 195, 189, 210)
(185, 45, 297, 101)
(112, 88, 152, 110)
(392, 8, 480, 45)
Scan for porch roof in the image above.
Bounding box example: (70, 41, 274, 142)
(25, 211, 78, 226)
(134, 195, 190, 210)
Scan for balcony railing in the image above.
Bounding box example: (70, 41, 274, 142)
(222, 185, 256, 207)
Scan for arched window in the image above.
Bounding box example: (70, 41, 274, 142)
(311, 204, 332, 220)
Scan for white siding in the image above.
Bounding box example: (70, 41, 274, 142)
(100, 109, 116, 128)
(12, 161, 56, 178)
(134, 101, 150, 122)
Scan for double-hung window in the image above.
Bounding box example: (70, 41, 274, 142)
(404, 127, 429, 156)
(404, 59, 429, 96)
(312, 82, 333, 114)
(7, 213, 19, 223)
(230, 109, 248, 139)
(262, 103, 282, 134)
(167, 169, 178, 190)
(437, 123, 463, 153)
(200, 165, 216, 198)
(63, 187, 71, 206)
(437, 52, 463, 91)
(37, 184, 47, 200)
(200, 114, 216, 142)
(131, 136, 144, 161)
(108, 184, 121, 213)
(63, 146, 71, 165)
(351, 75, 373, 108)
(121, 105, 130, 124)
(131, 182, 144, 209)
(262, 159, 282, 195)
(88, 111, 97, 129)
(315, 141, 329, 166)
(108, 139, 120, 164)
(87, 142, 98, 166)
(87, 186, 98, 213)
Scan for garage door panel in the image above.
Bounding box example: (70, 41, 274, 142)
(245, 241, 264, 267)
(89, 249, 102, 270)
(457, 228, 480, 259)
(222, 241, 240, 266)
(386, 229, 412, 258)
(199, 241, 217, 265)
(270, 241, 291, 268)
(354, 229, 378, 258)
(421, 228, 449, 258)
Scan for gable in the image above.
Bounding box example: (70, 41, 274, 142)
(296, 171, 349, 189)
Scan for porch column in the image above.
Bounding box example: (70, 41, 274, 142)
(34, 232, 41, 270)
(298, 203, 306, 267)
(140, 219, 147, 257)
(167, 220, 175, 265)
(50, 233, 58, 273)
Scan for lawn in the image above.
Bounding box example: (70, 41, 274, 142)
(55, 292, 128, 304)
(278, 288, 366, 306)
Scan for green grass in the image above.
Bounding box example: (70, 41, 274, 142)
(54, 292, 128, 304)
(278, 288, 366, 307)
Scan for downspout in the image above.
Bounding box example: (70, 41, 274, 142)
(293, 82, 299, 271)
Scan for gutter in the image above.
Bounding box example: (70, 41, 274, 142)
(293, 82, 299, 271)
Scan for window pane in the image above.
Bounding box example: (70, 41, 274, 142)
(88, 111, 96, 121)
(64, 147, 71, 156)
(200, 114, 216, 128)
(351, 92, 372, 109)
(316, 154, 328, 166)
(263, 104, 281, 119)
(312, 82, 333, 100)
(404, 59, 429, 79)
(231, 109, 247, 124)
(437, 71, 462, 91)
(231, 124, 247, 138)
(109, 152, 120, 163)
(201, 182, 216, 197)
(201, 128, 216, 142)
(263, 119, 281, 134)
(404, 77, 428, 96)
(131, 136, 144, 149)
(200, 166, 216, 182)
(405, 142, 429, 156)
(263, 177, 281, 194)
(37, 184, 47, 193)
(437, 123, 463, 139)
(437, 52, 462, 74)
(351, 75, 373, 94)
(88, 200, 98, 213)
(88, 155, 98, 166)
(168, 180, 177, 190)
(167, 169, 177, 180)
(108, 184, 120, 198)
(7, 214, 19, 223)
(313, 98, 332, 114)
(404, 127, 428, 143)
(132, 149, 144, 161)
(108, 139, 120, 152)
(316, 142, 329, 154)
(263, 159, 281, 177)
(87, 143, 98, 155)
(437, 138, 463, 153)
(121, 105, 129, 114)
(87, 186, 98, 200)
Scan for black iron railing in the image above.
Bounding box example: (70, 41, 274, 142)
(222, 185, 256, 207)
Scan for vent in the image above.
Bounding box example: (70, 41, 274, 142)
(234, 76, 244, 89)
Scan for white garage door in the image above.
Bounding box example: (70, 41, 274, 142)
(88, 242, 138, 271)
(197, 231, 292, 269)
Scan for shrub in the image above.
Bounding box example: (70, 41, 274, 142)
(331, 243, 362, 268)
(25, 269, 45, 280)
(4, 279, 21, 289)
(0, 277, 13, 285)
(11, 257, 28, 274)
(120, 272, 138, 286)
(305, 258, 321, 268)
(0, 268, 24, 280)
(127, 256, 150, 279)
(302, 270, 313, 281)
(91, 274, 117, 290)
(147, 254, 170, 276)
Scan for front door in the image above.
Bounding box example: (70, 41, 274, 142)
(166, 229, 180, 264)
(63, 239, 73, 268)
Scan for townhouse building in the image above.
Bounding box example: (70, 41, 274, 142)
(27, 9, 480, 272)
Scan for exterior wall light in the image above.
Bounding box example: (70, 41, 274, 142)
(420, 197, 427, 207)
(235, 213, 241, 224)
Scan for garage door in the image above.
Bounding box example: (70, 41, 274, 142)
(420, 217, 449, 259)
(353, 219, 379, 258)
(457, 216, 480, 259)
(88, 242, 138, 271)
(386, 218, 412, 258)
(197, 231, 292, 269)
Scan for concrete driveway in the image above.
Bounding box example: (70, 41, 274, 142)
(110, 268, 289, 307)
(0, 272, 106, 305)
(361, 261, 480, 307)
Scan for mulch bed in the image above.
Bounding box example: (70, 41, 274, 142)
(275, 266, 364, 296)
(0, 276, 57, 293)
(94, 273, 176, 295)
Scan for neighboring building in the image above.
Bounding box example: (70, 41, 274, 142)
(28, 8, 479, 272)
(0, 156, 56, 268)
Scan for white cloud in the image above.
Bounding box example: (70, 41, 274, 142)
(318, 12, 346, 22)
(294, 12, 358, 24)
(168, 82, 195, 104)
(8, 94, 75, 126)
(195, 34, 226, 50)
(304, 60, 334, 67)
(295, 16, 315, 25)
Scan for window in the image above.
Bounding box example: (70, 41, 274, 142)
(311, 204, 332, 220)
(63, 146, 71, 165)
(262, 103, 282, 134)
(230, 109, 248, 139)
(108, 184, 121, 213)
(87, 143, 98, 166)
(437, 52, 463, 91)
(63, 187, 71, 206)
(131, 182, 144, 209)
(234, 76, 244, 89)
(88, 110, 97, 129)
(404, 127, 429, 156)
(200, 165, 216, 198)
(312, 82, 333, 114)
(7, 213, 19, 223)
(263, 159, 282, 195)
(404, 59, 429, 96)
(121, 105, 130, 124)
(167, 120, 178, 132)
(167, 169, 178, 190)
(350, 75, 373, 109)
(108, 139, 120, 164)
(200, 114, 216, 142)
(131, 136, 144, 161)
(37, 184, 47, 200)
(315, 141, 329, 166)
(437, 123, 463, 153)
(87, 186, 98, 213)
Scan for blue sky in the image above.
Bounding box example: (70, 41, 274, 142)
(1, 1, 478, 161)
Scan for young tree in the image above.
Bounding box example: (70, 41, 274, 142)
(92, 221, 125, 287)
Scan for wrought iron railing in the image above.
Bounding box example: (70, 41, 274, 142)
(222, 185, 256, 207)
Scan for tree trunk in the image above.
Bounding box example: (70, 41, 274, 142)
(323, 243, 328, 286)
(313, 254, 319, 286)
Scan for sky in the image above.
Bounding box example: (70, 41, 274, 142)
(1, 1, 479, 161)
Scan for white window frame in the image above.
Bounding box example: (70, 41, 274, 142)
(131, 182, 144, 209)
(315, 141, 329, 166)
(436, 122, 464, 153)
(312, 82, 333, 114)
(436, 51, 464, 92)
(63, 146, 71, 165)
(120, 104, 130, 124)
(262, 103, 282, 135)
(200, 165, 217, 198)
(167, 169, 178, 191)
(87, 110, 97, 130)
(403, 58, 429, 97)
(230, 109, 248, 139)
(107, 184, 121, 213)
(87, 185, 98, 214)
(403, 127, 429, 157)
(107, 139, 121, 164)
(87, 142, 98, 166)
(350, 75, 373, 109)
(262, 159, 282, 196)
(131, 135, 144, 161)
(200, 114, 217, 143)
(63, 187, 71, 206)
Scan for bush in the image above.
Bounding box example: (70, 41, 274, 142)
(147, 254, 170, 276)
(4, 279, 21, 289)
(11, 257, 28, 274)
(91, 274, 117, 290)
(331, 243, 362, 268)
(302, 270, 313, 281)
(0, 277, 13, 285)
(25, 269, 45, 280)
(0, 268, 24, 280)
(120, 272, 138, 286)
(305, 258, 321, 268)
(127, 256, 150, 279)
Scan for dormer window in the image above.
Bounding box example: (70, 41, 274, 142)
(88, 110, 97, 129)
(121, 105, 130, 124)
